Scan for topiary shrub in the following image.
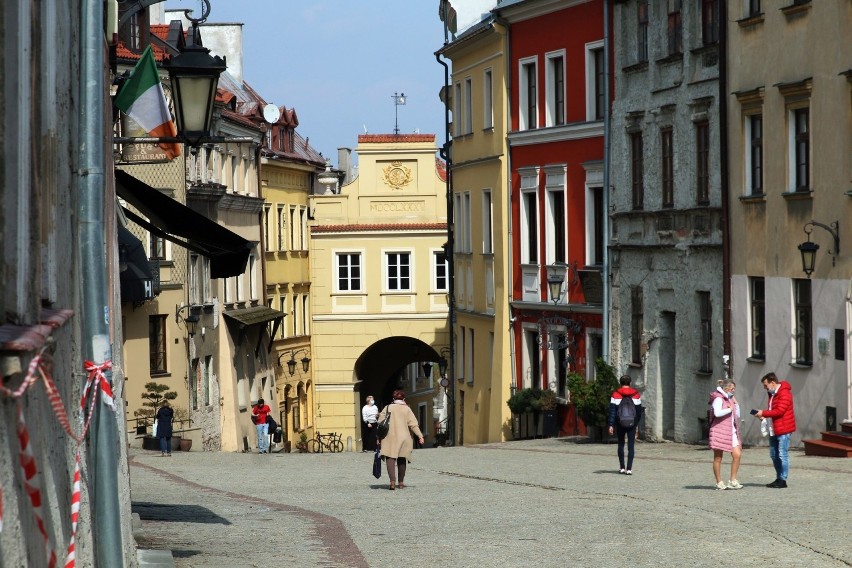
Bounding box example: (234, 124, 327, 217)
(566, 358, 619, 429)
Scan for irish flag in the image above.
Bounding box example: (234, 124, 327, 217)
(115, 45, 181, 159)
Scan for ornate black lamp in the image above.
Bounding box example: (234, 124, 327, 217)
(278, 349, 311, 376)
(546, 262, 567, 305)
(422, 362, 433, 377)
(175, 304, 199, 336)
(799, 220, 839, 278)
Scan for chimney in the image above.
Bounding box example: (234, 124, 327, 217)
(337, 147, 353, 186)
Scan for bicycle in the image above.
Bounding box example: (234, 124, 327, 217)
(307, 431, 344, 453)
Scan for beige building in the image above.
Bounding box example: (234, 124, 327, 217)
(727, 0, 852, 444)
(438, 17, 513, 444)
(310, 134, 449, 448)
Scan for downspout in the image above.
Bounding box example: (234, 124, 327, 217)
(435, 50, 455, 446)
(602, 0, 612, 362)
(719, 1, 731, 371)
(78, 0, 124, 564)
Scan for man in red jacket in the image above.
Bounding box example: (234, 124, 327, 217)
(755, 373, 797, 488)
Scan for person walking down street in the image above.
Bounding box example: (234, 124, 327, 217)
(754, 372, 797, 488)
(361, 395, 379, 452)
(377, 390, 424, 490)
(709, 379, 743, 490)
(155, 400, 174, 457)
(253, 398, 272, 454)
(607, 375, 643, 475)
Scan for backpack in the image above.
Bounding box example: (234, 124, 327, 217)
(617, 392, 637, 429)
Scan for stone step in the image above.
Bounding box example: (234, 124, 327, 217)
(842, 422, 852, 434)
(820, 431, 852, 447)
(803, 439, 852, 458)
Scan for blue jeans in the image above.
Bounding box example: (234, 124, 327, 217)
(256, 423, 269, 452)
(159, 436, 171, 454)
(769, 433, 791, 480)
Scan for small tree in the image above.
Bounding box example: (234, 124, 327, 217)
(134, 381, 178, 425)
(566, 358, 619, 429)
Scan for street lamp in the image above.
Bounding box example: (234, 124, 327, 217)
(175, 304, 199, 336)
(799, 220, 839, 278)
(163, 0, 227, 147)
(392, 91, 406, 135)
(546, 262, 567, 305)
(422, 362, 433, 377)
(278, 349, 311, 376)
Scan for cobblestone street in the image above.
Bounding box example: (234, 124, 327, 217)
(130, 439, 852, 568)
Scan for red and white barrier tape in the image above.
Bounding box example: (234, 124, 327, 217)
(17, 403, 58, 568)
(82, 360, 115, 412)
(64, 454, 81, 568)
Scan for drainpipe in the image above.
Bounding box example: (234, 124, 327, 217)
(435, 50, 455, 446)
(719, 0, 732, 370)
(78, 0, 124, 564)
(602, 0, 612, 362)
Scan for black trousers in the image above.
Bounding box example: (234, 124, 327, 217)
(363, 423, 377, 451)
(616, 426, 636, 470)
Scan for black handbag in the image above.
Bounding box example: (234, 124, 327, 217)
(376, 409, 391, 440)
(372, 447, 382, 479)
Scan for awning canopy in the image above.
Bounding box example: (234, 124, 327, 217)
(115, 169, 254, 278)
(223, 305, 286, 355)
(118, 225, 157, 303)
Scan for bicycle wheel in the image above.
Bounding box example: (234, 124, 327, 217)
(330, 440, 344, 453)
(307, 439, 322, 453)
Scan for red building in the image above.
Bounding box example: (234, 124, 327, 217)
(502, 0, 609, 435)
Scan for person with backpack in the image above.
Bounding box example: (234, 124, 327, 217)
(708, 379, 743, 490)
(607, 375, 643, 475)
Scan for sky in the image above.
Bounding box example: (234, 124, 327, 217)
(162, 0, 496, 163)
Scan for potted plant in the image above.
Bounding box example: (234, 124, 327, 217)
(295, 431, 309, 453)
(135, 381, 178, 450)
(538, 388, 559, 438)
(507, 388, 536, 439)
(566, 358, 619, 441)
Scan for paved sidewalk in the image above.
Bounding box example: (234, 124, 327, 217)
(130, 438, 852, 568)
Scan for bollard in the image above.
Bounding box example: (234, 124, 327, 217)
(347, 436, 353, 452)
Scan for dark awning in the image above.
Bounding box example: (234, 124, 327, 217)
(118, 225, 157, 303)
(223, 306, 286, 356)
(115, 169, 253, 278)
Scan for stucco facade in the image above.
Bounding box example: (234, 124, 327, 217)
(609, 0, 725, 443)
(439, 15, 514, 444)
(727, 0, 852, 445)
(310, 135, 449, 449)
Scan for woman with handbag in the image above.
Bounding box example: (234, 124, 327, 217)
(708, 379, 743, 490)
(376, 390, 424, 490)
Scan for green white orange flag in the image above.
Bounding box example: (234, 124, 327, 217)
(115, 45, 181, 159)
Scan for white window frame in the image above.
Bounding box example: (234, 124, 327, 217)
(483, 68, 493, 130)
(482, 189, 493, 255)
(584, 40, 605, 122)
(235, 272, 244, 302)
(744, 111, 763, 196)
(584, 164, 605, 266)
(463, 192, 472, 254)
(787, 105, 810, 193)
(249, 254, 257, 301)
(432, 249, 448, 292)
(277, 205, 287, 251)
(545, 50, 566, 127)
(279, 295, 289, 339)
(302, 294, 310, 336)
(519, 56, 538, 131)
(544, 165, 567, 266)
(335, 251, 363, 293)
(519, 168, 540, 265)
(384, 250, 413, 292)
(464, 76, 473, 134)
(289, 205, 298, 250)
(263, 205, 274, 252)
(202, 257, 211, 302)
(454, 82, 463, 137)
(189, 254, 200, 305)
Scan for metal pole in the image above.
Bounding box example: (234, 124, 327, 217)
(602, 0, 612, 362)
(79, 0, 124, 564)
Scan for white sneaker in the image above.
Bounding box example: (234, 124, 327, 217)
(625, 470, 632, 475)
(619, 468, 626, 474)
(715, 481, 727, 490)
(727, 479, 743, 490)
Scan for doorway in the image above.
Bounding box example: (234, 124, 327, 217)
(659, 311, 676, 440)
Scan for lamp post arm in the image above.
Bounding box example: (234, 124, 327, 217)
(805, 220, 840, 260)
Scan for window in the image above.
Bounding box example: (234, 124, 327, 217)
(464, 77, 473, 134)
(520, 59, 537, 130)
(661, 127, 674, 208)
(264, 205, 274, 252)
(750, 277, 765, 359)
(149, 232, 166, 260)
(337, 253, 361, 292)
(546, 53, 565, 127)
(524, 329, 540, 389)
(467, 328, 475, 385)
(434, 251, 448, 291)
(453, 193, 463, 253)
(189, 254, 200, 304)
(302, 294, 310, 336)
(279, 296, 288, 339)
(702, 0, 719, 45)
(482, 190, 493, 254)
(696, 121, 710, 204)
(520, 173, 539, 264)
(454, 82, 462, 137)
(386, 252, 411, 291)
(698, 292, 712, 372)
(149, 315, 167, 374)
(667, 0, 683, 55)
(300, 206, 308, 251)
(793, 279, 812, 365)
(747, 0, 761, 17)
(277, 206, 287, 250)
(631, 132, 644, 209)
(792, 107, 809, 192)
(483, 69, 493, 130)
(204, 355, 212, 406)
(249, 255, 257, 301)
(591, 48, 605, 121)
(590, 186, 604, 266)
(546, 170, 566, 264)
(129, 12, 141, 50)
(746, 114, 763, 195)
(190, 358, 199, 410)
(463, 192, 472, 254)
(231, 155, 239, 192)
(202, 257, 211, 302)
(631, 287, 643, 364)
(235, 272, 244, 302)
(637, 0, 649, 62)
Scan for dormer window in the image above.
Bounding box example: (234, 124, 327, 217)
(279, 127, 285, 152)
(129, 13, 141, 51)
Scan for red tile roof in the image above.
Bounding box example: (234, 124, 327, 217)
(312, 223, 447, 233)
(358, 134, 436, 143)
(115, 24, 172, 62)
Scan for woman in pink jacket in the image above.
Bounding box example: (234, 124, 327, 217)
(377, 390, 424, 490)
(708, 379, 743, 490)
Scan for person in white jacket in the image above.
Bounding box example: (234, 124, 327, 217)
(361, 395, 379, 452)
(708, 379, 742, 490)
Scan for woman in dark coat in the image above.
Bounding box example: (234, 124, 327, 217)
(155, 400, 174, 456)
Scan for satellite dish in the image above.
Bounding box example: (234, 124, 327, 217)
(262, 103, 281, 124)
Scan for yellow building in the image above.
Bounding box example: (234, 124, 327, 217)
(310, 134, 449, 449)
(438, 17, 513, 444)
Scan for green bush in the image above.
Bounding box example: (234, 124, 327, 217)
(566, 358, 619, 428)
(507, 387, 557, 414)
